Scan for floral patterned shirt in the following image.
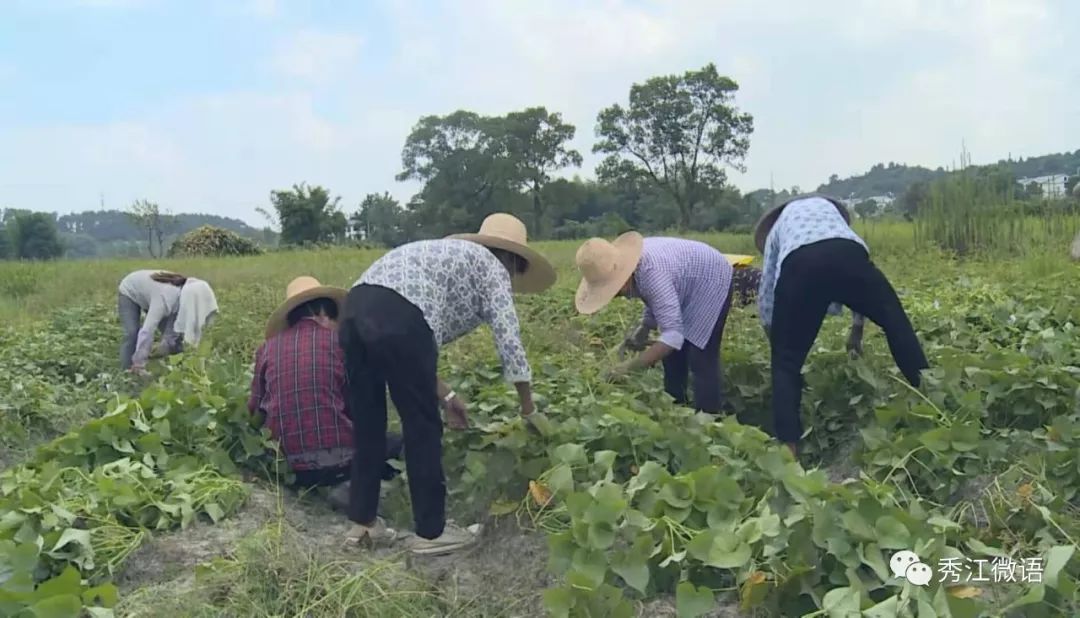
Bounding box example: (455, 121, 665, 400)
(356, 239, 532, 383)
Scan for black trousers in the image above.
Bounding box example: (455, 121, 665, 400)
(661, 284, 734, 414)
(290, 432, 404, 489)
(338, 284, 446, 540)
(770, 238, 929, 443)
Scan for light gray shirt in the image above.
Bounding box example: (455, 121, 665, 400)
(118, 270, 181, 366)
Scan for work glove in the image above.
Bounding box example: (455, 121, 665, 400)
(846, 313, 866, 359)
(619, 322, 651, 358)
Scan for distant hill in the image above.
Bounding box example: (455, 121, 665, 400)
(52, 210, 275, 258)
(812, 150, 1080, 200)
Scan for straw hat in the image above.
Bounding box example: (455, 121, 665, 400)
(446, 213, 556, 294)
(265, 276, 347, 339)
(573, 231, 645, 314)
(752, 194, 851, 253)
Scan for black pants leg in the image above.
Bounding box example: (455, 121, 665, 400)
(770, 238, 928, 443)
(687, 288, 734, 414)
(340, 307, 389, 527)
(832, 263, 929, 387)
(661, 348, 690, 406)
(118, 294, 142, 370)
(340, 284, 446, 540)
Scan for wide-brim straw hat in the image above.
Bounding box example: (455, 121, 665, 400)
(574, 231, 645, 314)
(446, 213, 556, 294)
(265, 276, 347, 339)
(752, 194, 851, 253)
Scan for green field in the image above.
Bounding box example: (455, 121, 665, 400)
(1, 222, 1078, 617)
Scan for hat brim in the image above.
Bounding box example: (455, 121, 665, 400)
(265, 286, 348, 339)
(753, 196, 851, 253)
(444, 234, 557, 294)
(574, 231, 644, 315)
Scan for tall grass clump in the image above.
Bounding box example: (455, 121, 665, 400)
(914, 171, 1025, 256)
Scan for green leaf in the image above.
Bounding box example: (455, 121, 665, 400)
(1042, 544, 1075, 588)
(689, 529, 752, 570)
(675, 581, 714, 618)
(203, 502, 224, 523)
(33, 566, 82, 601)
(611, 553, 649, 594)
(1003, 584, 1044, 610)
(821, 586, 860, 617)
(546, 465, 575, 496)
(874, 516, 911, 550)
(542, 587, 574, 617)
(28, 594, 82, 618)
(488, 500, 518, 516)
(862, 595, 899, 617)
(552, 443, 587, 467)
(658, 479, 693, 509)
(964, 538, 1007, 558)
(586, 521, 615, 550)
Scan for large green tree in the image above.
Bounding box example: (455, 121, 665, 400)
(593, 63, 754, 230)
(495, 107, 582, 237)
(0, 224, 11, 259)
(269, 183, 348, 245)
(9, 211, 63, 260)
(352, 192, 411, 247)
(398, 111, 512, 236)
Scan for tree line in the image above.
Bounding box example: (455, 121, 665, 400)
(3, 61, 1078, 259)
(267, 63, 762, 248)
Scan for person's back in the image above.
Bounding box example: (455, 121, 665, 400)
(119, 270, 182, 311)
(249, 317, 352, 472)
(359, 238, 514, 347)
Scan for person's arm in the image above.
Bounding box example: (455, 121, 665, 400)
(480, 271, 534, 413)
(131, 296, 168, 368)
(247, 344, 267, 425)
(626, 267, 683, 369)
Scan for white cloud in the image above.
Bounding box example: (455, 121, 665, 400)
(271, 29, 363, 83)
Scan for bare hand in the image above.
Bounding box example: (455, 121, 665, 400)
(520, 397, 535, 418)
(785, 442, 798, 458)
(444, 395, 469, 430)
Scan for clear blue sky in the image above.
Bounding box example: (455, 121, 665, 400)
(1, 0, 1077, 226)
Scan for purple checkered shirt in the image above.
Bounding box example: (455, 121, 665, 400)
(632, 237, 734, 350)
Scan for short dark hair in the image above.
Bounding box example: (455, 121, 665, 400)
(489, 248, 528, 275)
(287, 297, 339, 327)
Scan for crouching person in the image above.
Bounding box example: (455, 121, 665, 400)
(575, 233, 736, 414)
(248, 277, 403, 507)
(339, 213, 556, 555)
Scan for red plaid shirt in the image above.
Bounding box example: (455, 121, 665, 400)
(247, 318, 353, 471)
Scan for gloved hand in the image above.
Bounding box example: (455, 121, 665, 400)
(846, 313, 866, 359)
(619, 322, 651, 357)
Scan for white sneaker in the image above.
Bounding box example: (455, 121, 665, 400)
(345, 517, 398, 546)
(407, 522, 482, 556)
